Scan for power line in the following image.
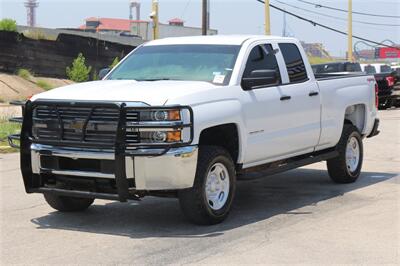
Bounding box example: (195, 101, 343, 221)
(296, 0, 400, 19)
(273, 0, 400, 26)
(255, 0, 400, 50)
(180, 0, 192, 19)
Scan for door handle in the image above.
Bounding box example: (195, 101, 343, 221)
(309, 91, 319, 97)
(280, 95, 291, 101)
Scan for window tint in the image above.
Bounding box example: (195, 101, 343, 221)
(242, 44, 281, 86)
(346, 63, 362, 72)
(364, 65, 376, 74)
(278, 43, 308, 83)
(380, 65, 391, 73)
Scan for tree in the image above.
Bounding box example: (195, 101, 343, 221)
(66, 53, 92, 82)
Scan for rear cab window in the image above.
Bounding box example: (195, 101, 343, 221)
(278, 43, 308, 83)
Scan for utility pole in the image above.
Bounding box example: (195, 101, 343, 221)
(151, 0, 159, 40)
(282, 10, 287, 37)
(348, 0, 353, 61)
(265, 0, 271, 35)
(202, 0, 207, 35)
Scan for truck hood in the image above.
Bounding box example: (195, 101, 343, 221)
(31, 80, 218, 106)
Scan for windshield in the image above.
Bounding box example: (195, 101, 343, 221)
(107, 44, 240, 85)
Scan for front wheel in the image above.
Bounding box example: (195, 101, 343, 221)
(178, 146, 236, 225)
(327, 124, 363, 183)
(44, 193, 94, 212)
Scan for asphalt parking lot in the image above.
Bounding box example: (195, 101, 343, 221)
(1, 109, 399, 265)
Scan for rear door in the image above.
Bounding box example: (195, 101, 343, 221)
(274, 42, 321, 154)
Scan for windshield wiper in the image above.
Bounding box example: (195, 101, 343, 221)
(136, 78, 174, 81)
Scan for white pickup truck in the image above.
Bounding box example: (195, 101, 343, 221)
(12, 35, 380, 225)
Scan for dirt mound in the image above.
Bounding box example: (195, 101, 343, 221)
(0, 73, 73, 102)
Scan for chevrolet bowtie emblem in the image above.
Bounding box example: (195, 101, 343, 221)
(69, 120, 85, 131)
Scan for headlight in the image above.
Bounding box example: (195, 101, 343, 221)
(125, 106, 192, 147)
(139, 109, 181, 121)
(139, 130, 182, 143)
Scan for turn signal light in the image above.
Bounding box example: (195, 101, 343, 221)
(167, 131, 182, 142)
(168, 110, 181, 121)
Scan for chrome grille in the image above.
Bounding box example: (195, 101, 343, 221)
(33, 105, 121, 145)
(125, 110, 140, 147)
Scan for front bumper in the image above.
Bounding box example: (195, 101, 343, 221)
(30, 144, 198, 190)
(19, 100, 196, 202)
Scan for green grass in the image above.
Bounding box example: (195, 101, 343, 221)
(17, 68, 33, 80)
(308, 56, 334, 65)
(23, 30, 57, 41)
(36, 79, 54, 90)
(0, 118, 20, 153)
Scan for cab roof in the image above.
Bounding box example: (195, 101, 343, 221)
(144, 35, 297, 46)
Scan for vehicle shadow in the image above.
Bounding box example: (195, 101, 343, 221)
(31, 167, 397, 239)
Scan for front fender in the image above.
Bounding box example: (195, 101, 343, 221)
(191, 99, 247, 164)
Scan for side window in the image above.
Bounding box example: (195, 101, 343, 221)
(278, 43, 308, 83)
(242, 44, 281, 85)
(364, 65, 376, 74)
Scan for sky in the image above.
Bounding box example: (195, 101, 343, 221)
(1, 0, 399, 57)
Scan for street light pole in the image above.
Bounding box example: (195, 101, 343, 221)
(348, 0, 353, 61)
(151, 0, 159, 40)
(202, 0, 207, 35)
(265, 0, 271, 35)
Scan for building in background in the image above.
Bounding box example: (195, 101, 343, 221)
(355, 49, 375, 60)
(300, 41, 331, 58)
(375, 47, 400, 60)
(79, 17, 217, 40)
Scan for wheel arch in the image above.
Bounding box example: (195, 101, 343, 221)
(198, 123, 242, 166)
(344, 104, 367, 134)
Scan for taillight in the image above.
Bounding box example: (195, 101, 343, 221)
(375, 83, 379, 107)
(386, 76, 395, 87)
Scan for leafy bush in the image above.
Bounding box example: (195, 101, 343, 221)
(66, 53, 92, 82)
(17, 69, 33, 80)
(109, 57, 120, 69)
(36, 80, 53, 90)
(0, 19, 17, 32)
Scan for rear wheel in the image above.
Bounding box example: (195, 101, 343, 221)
(178, 146, 236, 225)
(327, 124, 363, 183)
(44, 193, 94, 212)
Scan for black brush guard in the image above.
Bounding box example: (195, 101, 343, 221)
(9, 100, 193, 202)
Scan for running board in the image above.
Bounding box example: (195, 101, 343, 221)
(30, 187, 141, 201)
(237, 149, 338, 180)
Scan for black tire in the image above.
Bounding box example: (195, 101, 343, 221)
(178, 146, 236, 225)
(44, 193, 94, 212)
(327, 124, 363, 184)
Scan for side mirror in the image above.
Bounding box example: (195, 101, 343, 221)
(241, 69, 279, 90)
(99, 68, 111, 80)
